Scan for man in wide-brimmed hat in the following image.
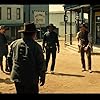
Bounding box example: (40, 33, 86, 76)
(7, 22, 46, 94)
(76, 23, 92, 73)
(0, 25, 9, 72)
(42, 23, 60, 74)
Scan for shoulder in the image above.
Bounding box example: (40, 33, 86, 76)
(34, 41, 42, 52)
(11, 39, 22, 45)
(34, 41, 42, 48)
(10, 38, 23, 48)
(77, 31, 81, 35)
(44, 31, 49, 36)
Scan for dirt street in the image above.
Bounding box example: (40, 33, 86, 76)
(1, 39, 100, 94)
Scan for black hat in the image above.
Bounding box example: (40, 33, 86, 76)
(0, 25, 9, 30)
(18, 22, 37, 33)
(47, 23, 56, 29)
(79, 23, 88, 28)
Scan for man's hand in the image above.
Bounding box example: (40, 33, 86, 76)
(40, 72, 45, 86)
(84, 46, 89, 51)
(58, 47, 60, 53)
(43, 49, 45, 53)
(42, 46, 45, 53)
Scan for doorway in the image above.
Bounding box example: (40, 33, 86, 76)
(96, 16, 100, 44)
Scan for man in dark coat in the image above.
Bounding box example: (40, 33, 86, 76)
(76, 23, 92, 73)
(42, 24, 60, 74)
(7, 22, 46, 94)
(0, 25, 9, 72)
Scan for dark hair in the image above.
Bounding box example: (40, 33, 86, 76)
(80, 23, 88, 28)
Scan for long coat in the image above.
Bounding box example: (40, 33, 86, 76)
(7, 38, 46, 85)
(0, 33, 8, 58)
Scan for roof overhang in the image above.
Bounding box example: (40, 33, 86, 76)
(64, 4, 90, 12)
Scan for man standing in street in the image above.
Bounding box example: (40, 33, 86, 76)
(42, 24, 60, 74)
(76, 23, 92, 73)
(0, 25, 9, 72)
(7, 22, 46, 94)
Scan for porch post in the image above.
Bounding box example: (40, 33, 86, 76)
(70, 10, 72, 45)
(64, 10, 68, 46)
(65, 10, 67, 45)
(81, 7, 84, 24)
(90, 5, 94, 45)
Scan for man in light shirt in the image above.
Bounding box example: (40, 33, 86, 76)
(76, 23, 92, 73)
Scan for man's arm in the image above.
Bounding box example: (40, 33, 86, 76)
(76, 31, 80, 42)
(42, 34, 46, 52)
(56, 33, 60, 53)
(84, 32, 93, 51)
(7, 40, 17, 72)
(7, 44, 13, 72)
(87, 32, 93, 48)
(36, 44, 46, 86)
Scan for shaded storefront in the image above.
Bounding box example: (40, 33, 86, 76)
(64, 4, 100, 45)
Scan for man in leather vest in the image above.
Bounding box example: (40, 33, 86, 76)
(42, 24, 60, 74)
(76, 23, 92, 73)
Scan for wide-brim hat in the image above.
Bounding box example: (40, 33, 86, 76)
(47, 23, 56, 29)
(18, 22, 37, 33)
(0, 25, 9, 30)
(79, 23, 88, 28)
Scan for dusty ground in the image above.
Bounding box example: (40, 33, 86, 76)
(1, 39, 100, 94)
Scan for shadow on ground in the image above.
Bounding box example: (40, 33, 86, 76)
(46, 72, 85, 77)
(92, 71, 100, 74)
(92, 53, 100, 55)
(0, 78, 13, 84)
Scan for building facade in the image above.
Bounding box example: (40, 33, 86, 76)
(0, 4, 24, 43)
(64, 4, 100, 45)
(24, 4, 49, 39)
(0, 4, 49, 43)
(49, 11, 76, 37)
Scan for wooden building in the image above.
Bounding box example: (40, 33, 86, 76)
(63, 4, 100, 45)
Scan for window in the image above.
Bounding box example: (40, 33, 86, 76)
(16, 8, 20, 20)
(0, 7, 1, 20)
(96, 16, 100, 22)
(7, 8, 11, 20)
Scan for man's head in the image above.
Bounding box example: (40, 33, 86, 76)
(0, 25, 9, 34)
(18, 22, 37, 39)
(79, 23, 88, 32)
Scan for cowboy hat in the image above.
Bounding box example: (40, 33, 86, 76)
(0, 25, 9, 30)
(79, 23, 88, 28)
(47, 23, 56, 29)
(18, 22, 37, 33)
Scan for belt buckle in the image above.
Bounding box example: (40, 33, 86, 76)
(50, 46, 52, 48)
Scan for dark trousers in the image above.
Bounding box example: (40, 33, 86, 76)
(14, 82, 39, 94)
(80, 47, 91, 70)
(0, 46, 8, 72)
(46, 47, 56, 71)
(0, 56, 3, 71)
(0, 54, 9, 72)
